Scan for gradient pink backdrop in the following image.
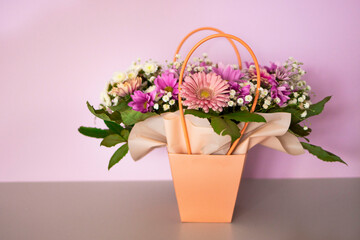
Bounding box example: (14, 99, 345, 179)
(1, 0, 359, 182)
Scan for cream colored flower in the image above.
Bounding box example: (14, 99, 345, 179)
(100, 91, 111, 107)
(228, 101, 235, 107)
(163, 104, 170, 111)
(127, 71, 137, 79)
(237, 98, 244, 105)
(112, 72, 127, 83)
(169, 99, 175, 105)
(143, 62, 158, 75)
(162, 95, 169, 102)
(245, 95, 253, 102)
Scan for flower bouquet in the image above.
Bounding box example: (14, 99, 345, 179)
(79, 28, 345, 222)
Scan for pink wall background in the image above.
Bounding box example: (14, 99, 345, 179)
(1, 0, 359, 182)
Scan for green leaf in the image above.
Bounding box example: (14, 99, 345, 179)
(223, 111, 266, 122)
(87, 102, 122, 123)
(301, 142, 347, 165)
(121, 129, 130, 141)
(108, 143, 129, 170)
(109, 98, 131, 112)
(210, 117, 240, 143)
(100, 134, 126, 147)
(78, 126, 110, 138)
(87, 101, 112, 121)
(184, 109, 214, 119)
(306, 96, 331, 119)
(104, 120, 124, 134)
(121, 109, 157, 125)
(289, 123, 311, 137)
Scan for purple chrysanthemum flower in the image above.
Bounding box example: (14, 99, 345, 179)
(213, 63, 244, 81)
(229, 81, 250, 97)
(275, 65, 294, 81)
(246, 63, 277, 87)
(154, 72, 179, 98)
(128, 91, 156, 113)
(271, 83, 292, 106)
(264, 62, 278, 74)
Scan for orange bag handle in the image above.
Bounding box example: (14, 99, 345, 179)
(173, 27, 242, 69)
(177, 33, 261, 155)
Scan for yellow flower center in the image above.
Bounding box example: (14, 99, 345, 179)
(165, 86, 173, 92)
(143, 102, 148, 109)
(199, 89, 212, 99)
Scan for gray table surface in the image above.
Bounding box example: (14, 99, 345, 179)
(0, 179, 359, 240)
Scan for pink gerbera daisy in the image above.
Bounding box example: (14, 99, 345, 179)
(181, 72, 230, 113)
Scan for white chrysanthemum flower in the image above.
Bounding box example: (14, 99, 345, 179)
(303, 126, 308, 130)
(298, 97, 305, 103)
(202, 53, 208, 58)
(263, 104, 269, 109)
(167, 92, 172, 97)
(149, 76, 156, 82)
(143, 62, 158, 75)
(163, 104, 170, 111)
(232, 64, 239, 70)
(262, 89, 269, 96)
(145, 85, 156, 93)
(228, 101, 234, 107)
(274, 97, 281, 104)
(245, 95, 253, 102)
(306, 85, 311, 91)
(230, 89, 236, 96)
(193, 57, 199, 62)
(207, 66, 212, 71)
(169, 99, 175, 105)
(290, 86, 294, 90)
(265, 99, 271, 105)
(175, 54, 180, 59)
(237, 98, 244, 105)
(162, 95, 169, 102)
(304, 102, 310, 109)
(293, 92, 299, 98)
(153, 103, 159, 110)
(100, 91, 111, 107)
(127, 71, 137, 79)
(301, 111, 307, 118)
(299, 70, 305, 76)
(187, 66, 192, 72)
(112, 72, 127, 83)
